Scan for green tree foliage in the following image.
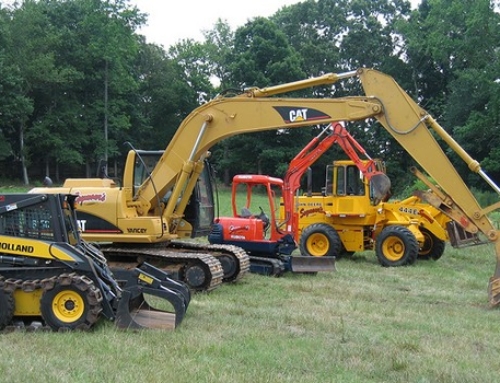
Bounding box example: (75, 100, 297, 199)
(208, 17, 310, 182)
(0, 0, 499, 198)
(1, 0, 147, 182)
(0, 6, 33, 163)
(400, 0, 500, 187)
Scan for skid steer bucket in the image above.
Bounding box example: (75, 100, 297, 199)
(289, 256, 336, 273)
(112, 264, 190, 330)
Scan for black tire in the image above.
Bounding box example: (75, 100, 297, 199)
(0, 288, 14, 330)
(40, 274, 103, 331)
(375, 226, 419, 267)
(418, 228, 446, 261)
(299, 223, 341, 257)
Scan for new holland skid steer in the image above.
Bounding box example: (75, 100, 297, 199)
(0, 193, 190, 331)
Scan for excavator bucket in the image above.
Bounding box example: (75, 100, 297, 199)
(112, 263, 190, 330)
(370, 173, 392, 201)
(288, 256, 336, 273)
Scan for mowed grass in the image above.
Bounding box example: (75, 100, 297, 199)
(2, 185, 500, 381)
(2, 245, 500, 382)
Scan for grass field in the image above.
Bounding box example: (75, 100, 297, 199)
(1, 244, 500, 382)
(2, 184, 500, 382)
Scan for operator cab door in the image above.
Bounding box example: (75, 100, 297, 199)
(330, 163, 373, 217)
(131, 151, 215, 237)
(183, 163, 216, 237)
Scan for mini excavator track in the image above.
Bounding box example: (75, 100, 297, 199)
(247, 256, 286, 277)
(170, 241, 250, 283)
(101, 245, 225, 292)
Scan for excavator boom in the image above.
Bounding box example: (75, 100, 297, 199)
(33, 67, 500, 304)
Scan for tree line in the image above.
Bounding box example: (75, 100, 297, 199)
(0, 0, 499, 196)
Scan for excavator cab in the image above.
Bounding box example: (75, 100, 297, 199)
(130, 150, 216, 237)
(209, 174, 336, 275)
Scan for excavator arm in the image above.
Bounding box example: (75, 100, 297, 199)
(357, 69, 500, 305)
(135, 68, 500, 304)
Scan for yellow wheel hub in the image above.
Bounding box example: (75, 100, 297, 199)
(52, 290, 85, 323)
(306, 233, 329, 257)
(382, 237, 405, 261)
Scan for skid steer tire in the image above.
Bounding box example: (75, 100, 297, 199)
(418, 228, 446, 261)
(0, 288, 14, 330)
(299, 223, 341, 257)
(376, 226, 419, 267)
(40, 275, 103, 331)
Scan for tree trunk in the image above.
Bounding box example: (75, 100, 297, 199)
(103, 59, 109, 173)
(19, 122, 29, 185)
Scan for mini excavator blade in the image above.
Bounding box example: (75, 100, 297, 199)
(287, 255, 336, 273)
(112, 263, 190, 330)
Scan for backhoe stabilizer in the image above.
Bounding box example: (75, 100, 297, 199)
(112, 264, 189, 330)
(287, 255, 336, 273)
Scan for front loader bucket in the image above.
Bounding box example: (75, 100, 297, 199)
(112, 263, 189, 330)
(115, 284, 187, 330)
(370, 173, 392, 201)
(289, 256, 336, 273)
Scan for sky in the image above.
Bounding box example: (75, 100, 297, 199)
(129, 0, 305, 48)
(130, 0, 422, 49)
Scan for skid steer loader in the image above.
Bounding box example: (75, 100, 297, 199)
(0, 193, 190, 331)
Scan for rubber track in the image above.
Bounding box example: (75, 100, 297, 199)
(170, 241, 250, 283)
(102, 246, 224, 292)
(0, 275, 90, 332)
(248, 256, 285, 277)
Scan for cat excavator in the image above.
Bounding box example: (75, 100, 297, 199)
(33, 68, 500, 306)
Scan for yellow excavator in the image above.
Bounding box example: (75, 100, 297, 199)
(33, 68, 500, 305)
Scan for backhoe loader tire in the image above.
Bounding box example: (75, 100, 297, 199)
(376, 226, 419, 267)
(40, 274, 103, 331)
(299, 223, 341, 257)
(418, 228, 445, 261)
(0, 288, 14, 330)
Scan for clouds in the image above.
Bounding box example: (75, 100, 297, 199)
(130, 0, 303, 48)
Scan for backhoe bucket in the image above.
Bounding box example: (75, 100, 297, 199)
(289, 256, 336, 273)
(370, 173, 392, 201)
(112, 263, 189, 330)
